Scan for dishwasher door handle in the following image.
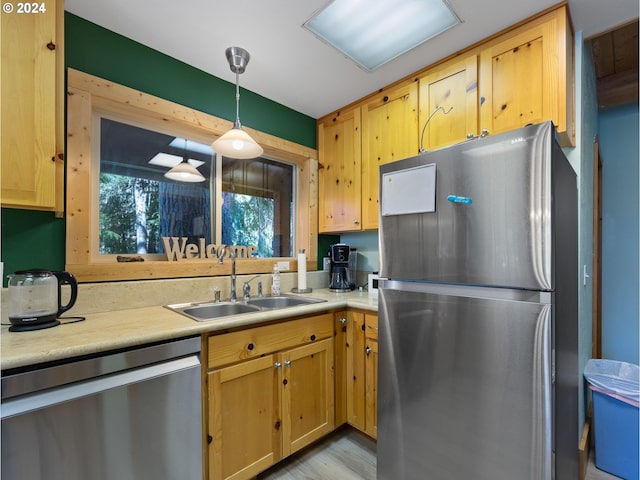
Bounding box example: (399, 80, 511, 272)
(1, 355, 200, 419)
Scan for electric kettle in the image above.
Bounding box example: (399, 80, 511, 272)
(7, 269, 78, 331)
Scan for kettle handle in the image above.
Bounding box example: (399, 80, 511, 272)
(53, 271, 78, 316)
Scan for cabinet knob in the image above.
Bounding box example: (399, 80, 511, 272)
(339, 317, 347, 325)
(366, 346, 372, 356)
(310, 334, 316, 341)
(275, 362, 282, 369)
(354, 219, 360, 225)
(46, 42, 56, 51)
(284, 360, 291, 367)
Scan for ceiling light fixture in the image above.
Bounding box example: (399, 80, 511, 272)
(211, 47, 264, 159)
(303, 0, 461, 72)
(164, 139, 206, 182)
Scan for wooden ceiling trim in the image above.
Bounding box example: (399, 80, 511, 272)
(590, 20, 638, 109)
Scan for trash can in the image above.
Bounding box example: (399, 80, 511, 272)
(584, 359, 639, 480)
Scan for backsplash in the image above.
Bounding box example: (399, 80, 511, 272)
(1, 271, 330, 319)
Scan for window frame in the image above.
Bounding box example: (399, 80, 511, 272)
(66, 69, 318, 282)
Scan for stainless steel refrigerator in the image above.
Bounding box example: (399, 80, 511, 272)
(377, 122, 578, 480)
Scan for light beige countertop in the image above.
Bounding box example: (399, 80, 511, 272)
(1, 288, 378, 370)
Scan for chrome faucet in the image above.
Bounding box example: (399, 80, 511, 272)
(243, 275, 260, 301)
(229, 248, 237, 302)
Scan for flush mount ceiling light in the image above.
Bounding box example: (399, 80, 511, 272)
(211, 47, 264, 159)
(149, 152, 204, 169)
(303, 0, 461, 72)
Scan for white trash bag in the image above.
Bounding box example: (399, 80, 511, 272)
(584, 359, 639, 406)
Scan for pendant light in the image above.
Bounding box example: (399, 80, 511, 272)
(211, 47, 264, 159)
(164, 139, 206, 182)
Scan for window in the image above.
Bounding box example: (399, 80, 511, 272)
(96, 116, 294, 259)
(66, 69, 317, 282)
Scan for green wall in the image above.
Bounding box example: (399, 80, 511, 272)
(64, 13, 316, 147)
(1, 12, 317, 283)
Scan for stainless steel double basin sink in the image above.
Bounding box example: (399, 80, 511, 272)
(165, 295, 327, 322)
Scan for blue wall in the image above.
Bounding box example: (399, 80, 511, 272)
(598, 102, 640, 365)
(564, 31, 598, 436)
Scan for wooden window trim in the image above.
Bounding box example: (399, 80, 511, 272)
(65, 68, 318, 282)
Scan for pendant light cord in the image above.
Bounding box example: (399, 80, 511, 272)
(234, 71, 242, 129)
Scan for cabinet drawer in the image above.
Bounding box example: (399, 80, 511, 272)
(365, 314, 378, 341)
(207, 314, 333, 369)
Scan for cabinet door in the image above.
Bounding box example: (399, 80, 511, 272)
(1, 0, 63, 211)
(346, 310, 366, 431)
(209, 355, 280, 480)
(333, 312, 348, 426)
(365, 339, 378, 439)
(418, 54, 478, 151)
(361, 83, 419, 230)
(479, 8, 572, 143)
(364, 313, 378, 439)
(318, 108, 362, 233)
(280, 338, 335, 456)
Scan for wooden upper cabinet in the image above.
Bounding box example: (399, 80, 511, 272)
(318, 107, 362, 233)
(479, 6, 574, 145)
(1, 0, 64, 211)
(418, 54, 479, 151)
(316, 6, 574, 234)
(361, 83, 418, 230)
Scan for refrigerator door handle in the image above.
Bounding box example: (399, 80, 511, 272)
(446, 194, 473, 205)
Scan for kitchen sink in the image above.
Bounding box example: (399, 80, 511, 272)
(165, 295, 327, 322)
(246, 295, 326, 309)
(165, 302, 261, 321)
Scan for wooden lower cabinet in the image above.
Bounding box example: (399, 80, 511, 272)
(209, 355, 279, 480)
(364, 314, 378, 439)
(334, 310, 378, 439)
(281, 339, 334, 456)
(206, 314, 334, 480)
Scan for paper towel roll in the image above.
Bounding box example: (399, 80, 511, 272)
(297, 251, 307, 290)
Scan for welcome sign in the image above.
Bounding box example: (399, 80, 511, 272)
(162, 237, 257, 261)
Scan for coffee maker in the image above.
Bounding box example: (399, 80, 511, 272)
(329, 243, 356, 292)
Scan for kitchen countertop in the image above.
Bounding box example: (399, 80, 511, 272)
(1, 289, 378, 371)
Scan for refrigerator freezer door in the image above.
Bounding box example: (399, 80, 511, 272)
(379, 122, 566, 290)
(377, 286, 552, 480)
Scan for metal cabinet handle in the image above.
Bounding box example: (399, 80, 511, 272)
(354, 219, 360, 225)
(284, 360, 291, 367)
(339, 317, 347, 324)
(366, 346, 372, 356)
(274, 362, 282, 369)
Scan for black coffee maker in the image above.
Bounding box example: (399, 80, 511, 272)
(329, 243, 353, 292)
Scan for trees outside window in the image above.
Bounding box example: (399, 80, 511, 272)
(98, 117, 294, 258)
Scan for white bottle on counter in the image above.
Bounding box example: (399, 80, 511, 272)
(271, 264, 281, 296)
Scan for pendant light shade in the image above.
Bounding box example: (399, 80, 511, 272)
(164, 160, 206, 182)
(212, 127, 264, 159)
(212, 47, 264, 159)
(164, 138, 206, 182)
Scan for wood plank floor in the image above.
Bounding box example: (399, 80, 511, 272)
(257, 427, 621, 479)
(257, 428, 376, 480)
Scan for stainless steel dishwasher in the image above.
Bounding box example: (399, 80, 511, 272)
(1, 336, 202, 480)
